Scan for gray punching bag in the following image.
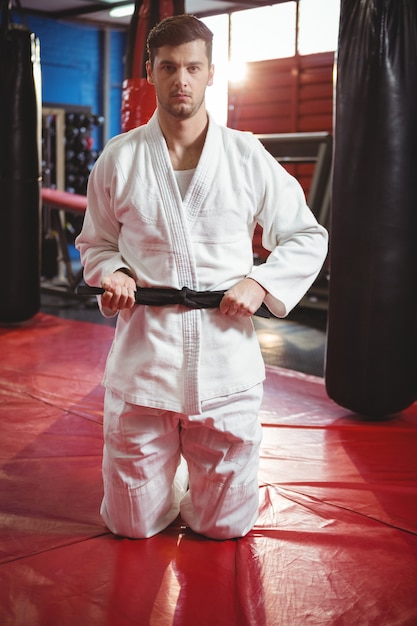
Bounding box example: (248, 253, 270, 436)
(0, 3, 42, 324)
(325, 0, 417, 416)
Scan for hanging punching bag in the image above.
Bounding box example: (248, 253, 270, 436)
(0, 3, 42, 324)
(325, 0, 417, 416)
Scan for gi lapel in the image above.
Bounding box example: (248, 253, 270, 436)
(145, 113, 203, 414)
(182, 115, 220, 228)
(145, 113, 197, 289)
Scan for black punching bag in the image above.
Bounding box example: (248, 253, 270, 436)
(325, 0, 417, 416)
(0, 4, 42, 324)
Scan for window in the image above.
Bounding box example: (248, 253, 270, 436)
(230, 3, 297, 62)
(298, 0, 341, 55)
(202, 0, 341, 126)
(202, 13, 229, 126)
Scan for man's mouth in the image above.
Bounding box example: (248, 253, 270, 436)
(172, 92, 190, 100)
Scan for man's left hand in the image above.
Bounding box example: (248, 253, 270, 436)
(219, 278, 267, 317)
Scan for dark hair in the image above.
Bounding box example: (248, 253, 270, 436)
(147, 14, 213, 67)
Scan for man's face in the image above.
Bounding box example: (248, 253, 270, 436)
(146, 39, 214, 120)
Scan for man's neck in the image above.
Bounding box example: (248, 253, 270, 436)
(157, 108, 209, 171)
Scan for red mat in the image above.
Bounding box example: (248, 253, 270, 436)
(0, 314, 416, 625)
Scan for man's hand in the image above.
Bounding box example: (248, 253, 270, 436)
(101, 270, 136, 311)
(219, 278, 267, 318)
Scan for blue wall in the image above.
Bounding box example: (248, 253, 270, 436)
(12, 13, 127, 148)
(108, 27, 128, 141)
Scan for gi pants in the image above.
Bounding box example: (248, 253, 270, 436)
(100, 383, 263, 540)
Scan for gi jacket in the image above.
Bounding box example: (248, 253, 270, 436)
(76, 113, 328, 414)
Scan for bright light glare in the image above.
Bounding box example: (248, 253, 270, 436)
(228, 61, 247, 84)
(109, 4, 134, 18)
(298, 0, 341, 54)
(230, 4, 297, 62)
(201, 14, 229, 126)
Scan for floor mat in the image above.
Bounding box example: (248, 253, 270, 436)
(0, 313, 416, 625)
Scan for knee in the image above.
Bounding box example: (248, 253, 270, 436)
(101, 499, 161, 539)
(201, 522, 252, 541)
(180, 480, 259, 540)
(190, 511, 258, 541)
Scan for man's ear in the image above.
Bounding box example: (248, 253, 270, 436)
(146, 60, 154, 84)
(207, 64, 214, 87)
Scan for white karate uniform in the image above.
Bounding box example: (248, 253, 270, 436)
(76, 111, 328, 539)
(100, 384, 263, 540)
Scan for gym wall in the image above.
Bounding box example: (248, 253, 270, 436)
(12, 12, 127, 147)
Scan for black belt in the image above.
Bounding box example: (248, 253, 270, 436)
(76, 285, 271, 318)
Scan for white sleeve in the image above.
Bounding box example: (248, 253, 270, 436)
(75, 142, 136, 289)
(247, 140, 328, 317)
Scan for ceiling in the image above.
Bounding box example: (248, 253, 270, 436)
(18, 0, 288, 28)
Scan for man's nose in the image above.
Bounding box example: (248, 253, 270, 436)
(175, 68, 188, 86)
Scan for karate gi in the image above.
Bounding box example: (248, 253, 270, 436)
(76, 111, 328, 539)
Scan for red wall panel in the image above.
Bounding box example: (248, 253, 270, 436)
(228, 52, 335, 260)
(228, 52, 334, 135)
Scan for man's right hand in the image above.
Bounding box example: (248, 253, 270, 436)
(101, 270, 136, 311)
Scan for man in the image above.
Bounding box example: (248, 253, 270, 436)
(76, 14, 328, 540)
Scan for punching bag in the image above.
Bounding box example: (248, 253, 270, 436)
(121, 0, 184, 132)
(325, 0, 417, 416)
(0, 2, 42, 324)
